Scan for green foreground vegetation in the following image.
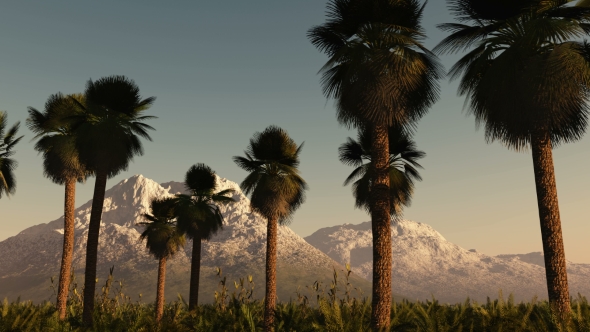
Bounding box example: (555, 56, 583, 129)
(1, 270, 589, 332)
(2, 293, 589, 331)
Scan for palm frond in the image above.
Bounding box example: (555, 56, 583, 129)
(0, 111, 23, 198)
(73, 75, 156, 176)
(184, 163, 216, 193)
(233, 155, 261, 173)
(175, 164, 236, 240)
(27, 93, 91, 184)
(338, 137, 366, 167)
(343, 165, 369, 186)
(440, 0, 590, 150)
(138, 198, 185, 260)
(434, 23, 498, 54)
(312, 0, 442, 130)
(235, 126, 307, 222)
(340, 125, 425, 215)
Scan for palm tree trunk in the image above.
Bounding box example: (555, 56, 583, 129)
(57, 178, 76, 320)
(370, 123, 392, 331)
(531, 130, 571, 320)
(264, 217, 278, 332)
(189, 237, 202, 311)
(156, 256, 167, 323)
(82, 171, 108, 326)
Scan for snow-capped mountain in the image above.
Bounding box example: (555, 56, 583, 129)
(4, 175, 588, 305)
(0, 175, 368, 303)
(305, 221, 590, 303)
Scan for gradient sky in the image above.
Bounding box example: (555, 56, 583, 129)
(1, 1, 589, 263)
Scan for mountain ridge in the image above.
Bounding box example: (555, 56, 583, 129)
(0, 174, 370, 303)
(3, 174, 588, 305)
(304, 220, 590, 303)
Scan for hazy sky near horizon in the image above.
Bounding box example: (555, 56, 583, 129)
(1, 1, 589, 263)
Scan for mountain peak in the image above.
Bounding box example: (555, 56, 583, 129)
(305, 220, 590, 302)
(0, 174, 364, 303)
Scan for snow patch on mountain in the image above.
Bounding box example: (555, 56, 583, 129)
(0, 175, 363, 303)
(305, 220, 590, 303)
(4, 174, 588, 304)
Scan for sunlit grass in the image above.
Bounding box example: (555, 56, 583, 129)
(1, 268, 589, 331)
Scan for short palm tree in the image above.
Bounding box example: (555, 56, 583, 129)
(0, 111, 23, 198)
(435, 0, 590, 318)
(174, 163, 235, 311)
(138, 197, 185, 323)
(308, 0, 441, 328)
(233, 126, 307, 332)
(339, 126, 424, 218)
(71, 75, 157, 326)
(27, 93, 88, 320)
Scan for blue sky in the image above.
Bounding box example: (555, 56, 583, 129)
(1, 1, 589, 263)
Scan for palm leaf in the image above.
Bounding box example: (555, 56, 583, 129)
(0, 111, 23, 198)
(234, 126, 307, 223)
(339, 126, 425, 215)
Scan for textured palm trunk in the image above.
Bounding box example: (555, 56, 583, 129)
(370, 123, 392, 331)
(189, 237, 202, 311)
(531, 130, 571, 320)
(264, 217, 278, 332)
(82, 171, 108, 326)
(57, 178, 76, 320)
(156, 256, 167, 323)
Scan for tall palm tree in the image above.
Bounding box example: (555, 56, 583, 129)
(71, 75, 157, 326)
(233, 126, 307, 332)
(0, 111, 23, 198)
(174, 163, 235, 311)
(27, 93, 88, 320)
(308, 0, 441, 328)
(339, 126, 424, 218)
(138, 197, 185, 323)
(435, 0, 590, 319)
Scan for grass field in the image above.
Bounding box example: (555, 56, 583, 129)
(3, 293, 590, 331)
(1, 270, 589, 331)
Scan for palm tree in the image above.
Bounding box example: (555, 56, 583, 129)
(27, 93, 88, 320)
(339, 126, 424, 218)
(138, 197, 185, 323)
(435, 0, 590, 319)
(0, 111, 23, 198)
(71, 75, 157, 326)
(233, 126, 307, 332)
(308, 0, 441, 328)
(174, 163, 235, 311)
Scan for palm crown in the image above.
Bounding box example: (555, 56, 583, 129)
(175, 164, 235, 240)
(27, 93, 88, 185)
(233, 125, 307, 224)
(0, 111, 23, 198)
(308, 0, 442, 129)
(71, 75, 157, 177)
(138, 197, 186, 260)
(435, 0, 590, 150)
(339, 126, 424, 217)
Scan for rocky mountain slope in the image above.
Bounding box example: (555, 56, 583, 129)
(305, 220, 590, 303)
(0, 175, 369, 303)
